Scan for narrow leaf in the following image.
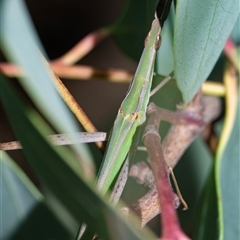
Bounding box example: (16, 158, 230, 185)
(0, 0, 94, 174)
(110, 0, 159, 60)
(0, 151, 42, 239)
(1, 75, 157, 240)
(174, 0, 239, 103)
(219, 87, 239, 240)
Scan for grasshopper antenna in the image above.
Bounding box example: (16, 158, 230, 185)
(156, 0, 173, 27)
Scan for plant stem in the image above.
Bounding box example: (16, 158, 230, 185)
(143, 104, 190, 240)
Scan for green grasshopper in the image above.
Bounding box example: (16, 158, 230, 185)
(97, 16, 163, 194)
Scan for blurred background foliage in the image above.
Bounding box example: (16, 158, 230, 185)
(0, 0, 239, 239)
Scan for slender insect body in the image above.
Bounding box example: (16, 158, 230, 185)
(97, 113, 138, 192)
(97, 17, 161, 194)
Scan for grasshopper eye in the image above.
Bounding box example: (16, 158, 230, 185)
(155, 35, 162, 51)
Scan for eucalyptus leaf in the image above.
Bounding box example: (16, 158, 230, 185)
(0, 151, 42, 240)
(194, 80, 240, 240)
(156, 5, 175, 76)
(1, 75, 157, 240)
(110, 0, 159, 60)
(11, 203, 72, 240)
(175, 137, 213, 229)
(231, 14, 240, 44)
(193, 171, 219, 240)
(219, 85, 240, 240)
(0, 154, 71, 239)
(0, 0, 94, 174)
(174, 0, 239, 103)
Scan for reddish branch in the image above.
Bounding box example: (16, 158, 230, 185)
(142, 102, 190, 240)
(127, 93, 221, 231)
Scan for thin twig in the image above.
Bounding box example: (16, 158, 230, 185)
(128, 162, 180, 227)
(0, 62, 133, 82)
(0, 56, 105, 150)
(0, 132, 107, 151)
(202, 81, 225, 97)
(150, 75, 172, 97)
(125, 94, 221, 227)
(52, 28, 109, 65)
(146, 103, 188, 211)
(162, 93, 221, 168)
(51, 63, 133, 82)
(0, 61, 226, 95)
(42, 55, 105, 150)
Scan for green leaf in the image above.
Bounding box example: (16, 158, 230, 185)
(174, 137, 213, 232)
(11, 203, 72, 240)
(110, 0, 159, 60)
(0, 151, 42, 239)
(0, 153, 71, 239)
(174, 0, 239, 104)
(231, 14, 240, 44)
(156, 6, 175, 76)
(218, 86, 240, 240)
(0, 0, 94, 174)
(193, 171, 219, 240)
(1, 75, 157, 240)
(194, 83, 240, 240)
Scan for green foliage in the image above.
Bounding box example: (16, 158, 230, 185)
(217, 85, 240, 240)
(0, 0, 239, 239)
(0, 152, 71, 240)
(174, 0, 239, 104)
(110, 0, 159, 60)
(0, 0, 157, 239)
(1, 73, 156, 240)
(0, 0, 94, 175)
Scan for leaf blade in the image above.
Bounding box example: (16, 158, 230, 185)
(174, 0, 239, 103)
(1, 75, 157, 240)
(0, 0, 94, 175)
